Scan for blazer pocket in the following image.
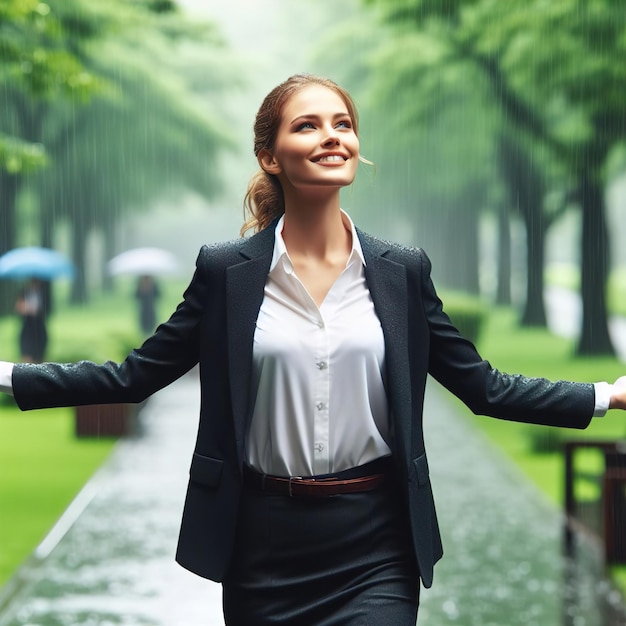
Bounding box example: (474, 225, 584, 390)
(189, 452, 223, 489)
(412, 453, 430, 486)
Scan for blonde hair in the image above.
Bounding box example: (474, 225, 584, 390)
(241, 74, 361, 236)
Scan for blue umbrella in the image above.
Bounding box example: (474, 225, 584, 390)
(0, 247, 75, 280)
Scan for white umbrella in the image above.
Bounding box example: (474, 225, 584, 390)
(107, 247, 181, 277)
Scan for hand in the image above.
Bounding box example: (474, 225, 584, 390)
(609, 376, 626, 410)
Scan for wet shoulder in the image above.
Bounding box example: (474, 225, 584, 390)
(357, 229, 428, 269)
(195, 238, 248, 270)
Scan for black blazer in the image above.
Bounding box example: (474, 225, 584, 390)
(13, 223, 595, 588)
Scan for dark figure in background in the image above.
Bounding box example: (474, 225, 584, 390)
(135, 275, 160, 334)
(15, 278, 48, 363)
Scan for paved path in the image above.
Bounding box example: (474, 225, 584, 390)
(1, 368, 625, 625)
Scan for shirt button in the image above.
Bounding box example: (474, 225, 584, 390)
(316, 402, 325, 411)
(317, 361, 327, 370)
(314, 443, 325, 453)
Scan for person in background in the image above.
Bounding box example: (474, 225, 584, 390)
(135, 274, 160, 335)
(1, 74, 625, 625)
(14, 277, 48, 363)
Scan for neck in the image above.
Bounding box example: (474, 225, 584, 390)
(281, 188, 350, 260)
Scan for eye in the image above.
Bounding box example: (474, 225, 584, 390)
(336, 119, 352, 129)
(295, 121, 315, 131)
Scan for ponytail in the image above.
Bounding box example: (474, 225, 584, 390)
(241, 170, 284, 236)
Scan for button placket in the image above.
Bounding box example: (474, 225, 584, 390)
(313, 313, 330, 474)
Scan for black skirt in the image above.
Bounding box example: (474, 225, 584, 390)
(222, 460, 420, 625)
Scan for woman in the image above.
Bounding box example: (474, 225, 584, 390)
(135, 274, 160, 334)
(14, 278, 48, 363)
(1, 74, 625, 625)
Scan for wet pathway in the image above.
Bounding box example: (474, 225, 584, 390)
(1, 367, 625, 625)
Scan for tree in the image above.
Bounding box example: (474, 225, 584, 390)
(34, 7, 238, 303)
(1, 0, 238, 303)
(0, 0, 102, 313)
(363, 0, 626, 355)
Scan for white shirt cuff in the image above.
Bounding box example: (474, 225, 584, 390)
(0, 361, 15, 396)
(593, 381, 612, 417)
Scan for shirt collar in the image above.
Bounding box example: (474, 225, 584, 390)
(270, 210, 366, 273)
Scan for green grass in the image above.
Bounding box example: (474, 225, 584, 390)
(0, 402, 113, 585)
(0, 278, 187, 586)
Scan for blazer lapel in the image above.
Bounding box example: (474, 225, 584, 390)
(226, 226, 275, 469)
(359, 231, 413, 461)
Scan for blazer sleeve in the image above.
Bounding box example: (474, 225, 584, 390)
(13, 248, 212, 411)
(418, 250, 594, 429)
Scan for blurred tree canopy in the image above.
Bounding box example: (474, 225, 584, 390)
(357, 0, 626, 355)
(0, 0, 97, 169)
(0, 0, 239, 305)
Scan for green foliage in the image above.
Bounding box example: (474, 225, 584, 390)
(0, 0, 100, 173)
(0, 0, 96, 99)
(365, 0, 626, 165)
(29, 0, 237, 212)
(0, 132, 47, 173)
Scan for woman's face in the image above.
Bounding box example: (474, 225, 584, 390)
(259, 84, 360, 194)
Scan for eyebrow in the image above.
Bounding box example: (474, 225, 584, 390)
(289, 112, 351, 124)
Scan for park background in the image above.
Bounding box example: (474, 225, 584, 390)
(1, 0, 626, 623)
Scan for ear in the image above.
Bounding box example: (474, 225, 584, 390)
(258, 149, 281, 175)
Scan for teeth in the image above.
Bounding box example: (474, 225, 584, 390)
(318, 155, 344, 162)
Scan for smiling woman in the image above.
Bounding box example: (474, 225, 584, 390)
(0, 73, 625, 625)
(259, 85, 360, 193)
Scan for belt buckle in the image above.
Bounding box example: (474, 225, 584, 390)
(288, 476, 304, 497)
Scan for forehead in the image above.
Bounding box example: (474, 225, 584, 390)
(281, 84, 349, 122)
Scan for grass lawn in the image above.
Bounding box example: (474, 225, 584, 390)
(0, 278, 187, 586)
(0, 401, 113, 585)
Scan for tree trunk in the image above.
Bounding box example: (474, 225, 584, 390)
(441, 203, 480, 294)
(520, 208, 547, 326)
(496, 202, 512, 305)
(0, 172, 21, 315)
(497, 133, 547, 326)
(577, 174, 614, 355)
(102, 219, 116, 292)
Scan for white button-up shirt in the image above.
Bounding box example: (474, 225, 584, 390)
(245, 212, 392, 477)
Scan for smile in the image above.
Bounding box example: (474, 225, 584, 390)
(313, 154, 348, 163)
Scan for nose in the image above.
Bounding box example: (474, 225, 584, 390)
(321, 125, 340, 147)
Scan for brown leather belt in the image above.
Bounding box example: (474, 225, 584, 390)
(243, 466, 386, 497)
